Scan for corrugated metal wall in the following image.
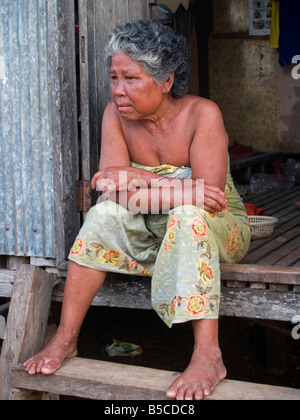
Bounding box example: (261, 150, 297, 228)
(0, 0, 55, 258)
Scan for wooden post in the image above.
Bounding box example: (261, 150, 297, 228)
(0, 265, 54, 400)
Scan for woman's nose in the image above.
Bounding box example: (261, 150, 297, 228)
(113, 80, 126, 96)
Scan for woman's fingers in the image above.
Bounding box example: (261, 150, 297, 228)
(204, 185, 227, 213)
(91, 170, 119, 192)
(91, 168, 132, 191)
(91, 171, 103, 190)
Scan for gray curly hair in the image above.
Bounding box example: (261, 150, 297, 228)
(104, 19, 191, 99)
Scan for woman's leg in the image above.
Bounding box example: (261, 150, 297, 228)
(152, 206, 249, 400)
(24, 262, 106, 375)
(166, 319, 227, 400)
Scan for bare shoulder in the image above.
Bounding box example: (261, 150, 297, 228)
(103, 100, 120, 122)
(187, 95, 228, 147)
(183, 95, 224, 121)
(102, 100, 125, 143)
(100, 101, 131, 168)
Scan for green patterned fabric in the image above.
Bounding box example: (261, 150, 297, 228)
(69, 160, 250, 327)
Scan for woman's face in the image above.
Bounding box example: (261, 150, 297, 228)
(110, 52, 170, 121)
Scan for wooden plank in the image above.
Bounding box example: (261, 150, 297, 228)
(245, 190, 281, 207)
(245, 213, 300, 259)
(294, 260, 300, 268)
(268, 210, 299, 228)
(246, 187, 300, 208)
(268, 200, 300, 218)
(272, 245, 300, 267)
(30, 257, 56, 268)
(52, 266, 300, 321)
(52, 274, 153, 310)
(264, 190, 300, 212)
(0, 269, 15, 298)
(220, 287, 299, 322)
(220, 264, 300, 285)
(243, 189, 300, 261)
(269, 209, 300, 227)
(257, 237, 300, 266)
(242, 225, 300, 264)
(11, 358, 300, 400)
(48, 0, 80, 264)
(0, 265, 54, 400)
(6, 257, 30, 270)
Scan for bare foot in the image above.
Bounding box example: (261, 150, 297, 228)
(295, 201, 300, 210)
(166, 348, 227, 400)
(23, 329, 78, 375)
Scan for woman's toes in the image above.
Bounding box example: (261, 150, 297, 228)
(26, 361, 38, 375)
(194, 386, 204, 400)
(203, 385, 213, 397)
(166, 379, 181, 399)
(40, 362, 58, 375)
(166, 387, 176, 399)
(184, 385, 196, 401)
(176, 384, 189, 400)
(35, 358, 47, 374)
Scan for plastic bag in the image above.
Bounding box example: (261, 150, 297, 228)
(249, 173, 293, 194)
(281, 159, 300, 185)
(105, 339, 143, 358)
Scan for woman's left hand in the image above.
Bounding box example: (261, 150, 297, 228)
(91, 167, 151, 194)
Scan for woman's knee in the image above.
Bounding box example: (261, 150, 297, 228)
(94, 199, 128, 217)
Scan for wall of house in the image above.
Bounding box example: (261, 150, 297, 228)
(209, 0, 300, 152)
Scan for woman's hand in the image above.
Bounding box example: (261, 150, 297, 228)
(91, 167, 155, 194)
(203, 184, 228, 214)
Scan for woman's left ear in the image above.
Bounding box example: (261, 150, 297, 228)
(163, 73, 174, 94)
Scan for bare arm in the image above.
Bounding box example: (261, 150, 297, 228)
(188, 100, 228, 213)
(92, 100, 228, 214)
(91, 101, 162, 193)
(98, 101, 131, 170)
(190, 100, 228, 190)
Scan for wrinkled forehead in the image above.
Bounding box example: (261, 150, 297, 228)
(110, 52, 152, 77)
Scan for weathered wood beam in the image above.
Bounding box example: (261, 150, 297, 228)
(220, 264, 300, 285)
(11, 358, 300, 401)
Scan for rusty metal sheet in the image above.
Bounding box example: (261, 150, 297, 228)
(0, 0, 55, 257)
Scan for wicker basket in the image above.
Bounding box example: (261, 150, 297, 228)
(248, 216, 278, 240)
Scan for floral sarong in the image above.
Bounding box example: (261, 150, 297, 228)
(69, 160, 251, 327)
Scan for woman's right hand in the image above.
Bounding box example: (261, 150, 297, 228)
(203, 184, 228, 214)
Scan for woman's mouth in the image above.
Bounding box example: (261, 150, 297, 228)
(117, 103, 132, 111)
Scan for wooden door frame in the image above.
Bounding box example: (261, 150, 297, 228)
(48, 0, 80, 265)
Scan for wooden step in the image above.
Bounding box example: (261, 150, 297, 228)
(11, 358, 300, 400)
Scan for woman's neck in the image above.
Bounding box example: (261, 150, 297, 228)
(140, 95, 180, 134)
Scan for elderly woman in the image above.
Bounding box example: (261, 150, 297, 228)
(24, 20, 250, 400)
